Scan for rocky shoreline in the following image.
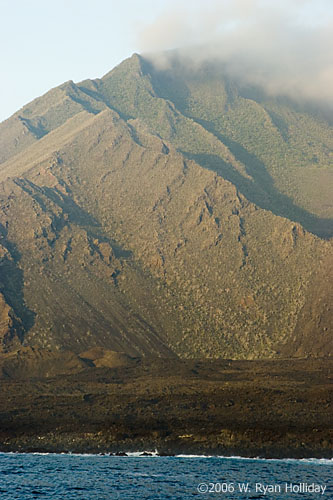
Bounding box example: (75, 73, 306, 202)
(1, 434, 331, 460)
(0, 353, 331, 460)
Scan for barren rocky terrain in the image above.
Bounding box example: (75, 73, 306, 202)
(0, 348, 331, 458)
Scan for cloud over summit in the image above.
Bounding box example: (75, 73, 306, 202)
(137, 0, 333, 106)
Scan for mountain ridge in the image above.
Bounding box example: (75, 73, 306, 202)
(0, 53, 332, 359)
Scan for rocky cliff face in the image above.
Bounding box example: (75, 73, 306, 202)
(0, 54, 331, 358)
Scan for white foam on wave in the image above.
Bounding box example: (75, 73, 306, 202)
(176, 454, 214, 458)
(126, 449, 159, 457)
(295, 458, 333, 465)
(175, 455, 333, 464)
(0, 451, 331, 463)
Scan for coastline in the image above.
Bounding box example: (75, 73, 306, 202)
(0, 429, 333, 459)
(0, 442, 332, 460)
(1, 357, 331, 460)
(0, 450, 332, 462)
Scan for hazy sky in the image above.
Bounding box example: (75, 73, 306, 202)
(1, 0, 169, 122)
(1, 0, 332, 122)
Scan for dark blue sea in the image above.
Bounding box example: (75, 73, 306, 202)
(0, 452, 331, 499)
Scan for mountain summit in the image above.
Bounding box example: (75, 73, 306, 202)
(0, 53, 332, 358)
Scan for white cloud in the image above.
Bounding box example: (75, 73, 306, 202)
(137, 0, 333, 105)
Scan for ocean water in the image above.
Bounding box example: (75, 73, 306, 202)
(0, 452, 331, 499)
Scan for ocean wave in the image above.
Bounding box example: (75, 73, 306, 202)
(0, 451, 331, 463)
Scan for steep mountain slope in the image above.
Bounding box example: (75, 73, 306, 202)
(0, 53, 332, 358)
(95, 54, 333, 238)
(0, 168, 174, 356)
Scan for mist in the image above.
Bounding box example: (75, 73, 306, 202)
(137, 0, 333, 107)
